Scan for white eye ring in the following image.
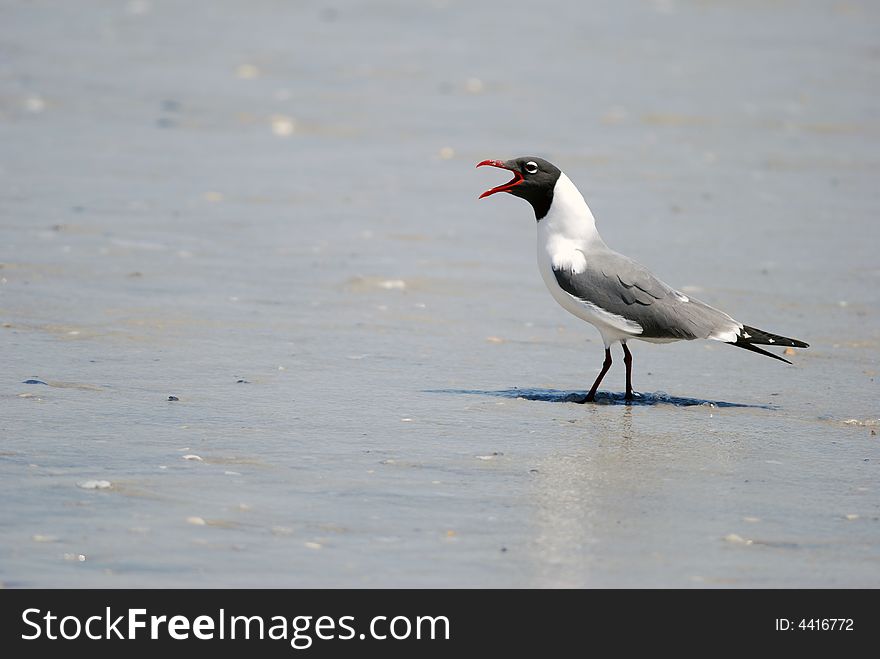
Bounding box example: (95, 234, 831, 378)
(525, 161, 538, 174)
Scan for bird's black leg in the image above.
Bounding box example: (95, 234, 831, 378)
(622, 343, 634, 401)
(583, 348, 612, 403)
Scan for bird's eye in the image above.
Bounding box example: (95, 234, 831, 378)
(524, 161, 538, 174)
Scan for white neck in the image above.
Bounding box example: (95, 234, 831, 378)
(540, 172, 604, 246)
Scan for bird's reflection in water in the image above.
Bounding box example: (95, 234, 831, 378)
(620, 404, 634, 440)
(525, 405, 692, 587)
(530, 407, 637, 587)
(427, 386, 757, 585)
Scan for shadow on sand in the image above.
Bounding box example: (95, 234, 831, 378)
(426, 388, 773, 409)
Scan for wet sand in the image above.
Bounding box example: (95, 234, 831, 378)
(1, 0, 878, 587)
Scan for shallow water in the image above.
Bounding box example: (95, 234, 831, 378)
(1, 0, 878, 587)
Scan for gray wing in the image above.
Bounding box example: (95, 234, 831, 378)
(553, 249, 739, 340)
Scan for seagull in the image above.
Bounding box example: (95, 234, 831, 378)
(477, 156, 808, 402)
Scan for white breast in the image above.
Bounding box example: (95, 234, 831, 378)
(536, 173, 644, 345)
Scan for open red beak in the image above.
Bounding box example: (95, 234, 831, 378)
(476, 159, 523, 199)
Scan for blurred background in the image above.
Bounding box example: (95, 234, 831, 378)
(1, 0, 878, 587)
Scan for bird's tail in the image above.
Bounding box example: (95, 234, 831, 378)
(729, 325, 809, 364)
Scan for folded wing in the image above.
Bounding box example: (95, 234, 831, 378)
(553, 248, 741, 341)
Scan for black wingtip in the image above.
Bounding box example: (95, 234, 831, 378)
(731, 340, 793, 364)
(730, 324, 808, 364)
(741, 325, 808, 349)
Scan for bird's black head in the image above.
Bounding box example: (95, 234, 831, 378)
(477, 156, 562, 220)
